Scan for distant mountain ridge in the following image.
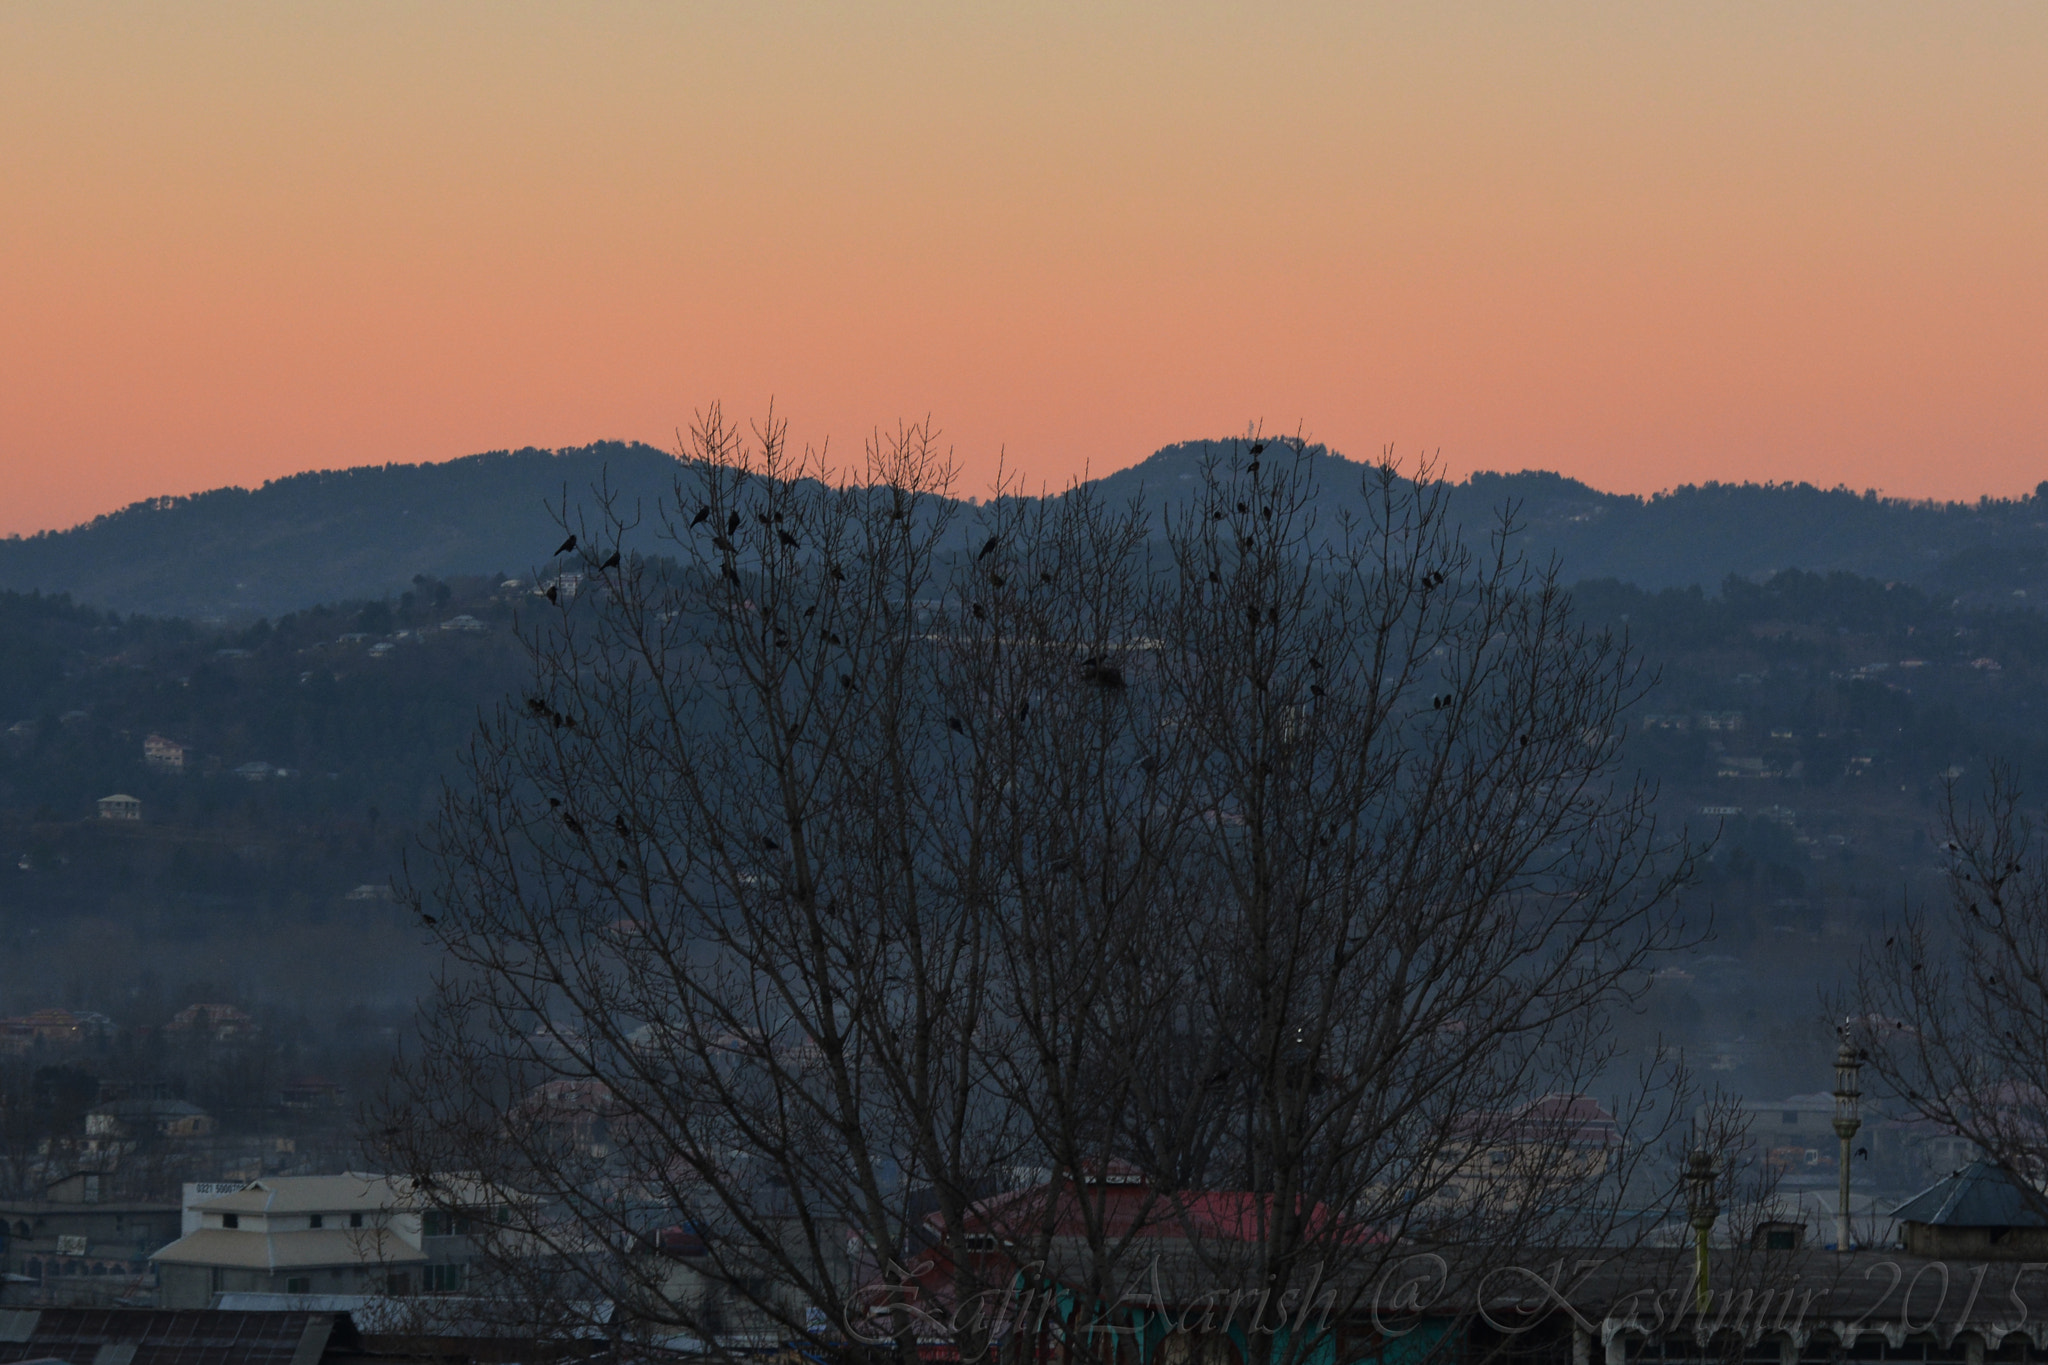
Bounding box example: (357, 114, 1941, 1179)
(5, 437, 2047, 619)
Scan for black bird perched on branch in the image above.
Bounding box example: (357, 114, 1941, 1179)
(712, 535, 734, 553)
(691, 506, 711, 527)
(947, 717, 964, 733)
(562, 814, 583, 834)
(979, 534, 1001, 560)
(598, 550, 621, 570)
(778, 530, 800, 549)
(526, 696, 548, 717)
(545, 585, 558, 603)
(613, 815, 630, 838)
(727, 511, 741, 534)
(554, 534, 577, 555)
(1249, 441, 1266, 455)
(761, 836, 780, 852)
(970, 603, 986, 620)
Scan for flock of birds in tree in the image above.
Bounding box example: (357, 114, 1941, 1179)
(443, 450, 1480, 928)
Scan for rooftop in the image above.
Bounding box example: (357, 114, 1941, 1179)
(1892, 1158, 2048, 1228)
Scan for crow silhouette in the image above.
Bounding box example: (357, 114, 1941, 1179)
(613, 815, 630, 838)
(947, 717, 965, 733)
(1310, 684, 1325, 698)
(979, 534, 1001, 560)
(545, 585, 558, 603)
(989, 572, 1006, 588)
(712, 535, 734, 553)
(778, 530, 800, 549)
(691, 506, 711, 527)
(1237, 502, 1249, 514)
(1208, 570, 1221, 584)
(1247, 461, 1260, 475)
(722, 565, 740, 583)
(1081, 662, 1124, 688)
(727, 511, 741, 534)
(1249, 441, 1266, 455)
(1040, 571, 1053, 584)
(761, 836, 780, 852)
(830, 565, 846, 581)
(616, 859, 631, 873)
(555, 534, 577, 555)
(599, 550, 621, 570)
(971, 603, 987, 620)
(757, 512, 773, 526)
(1309, 657, 1323, 670)
(526, 696, 548, 716)
(563, 814, 583, 834)
(420, 913, 437, 926)
(1017, 699, 1030, 720)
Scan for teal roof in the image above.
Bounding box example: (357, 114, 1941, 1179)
(1893, 1159, 2048, 1228)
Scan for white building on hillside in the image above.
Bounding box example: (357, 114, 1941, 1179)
(151, 1173, 507, 1307)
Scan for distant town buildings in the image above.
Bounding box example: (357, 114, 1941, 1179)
(164, 1003, 258, 1043)
(96, 793, 141, 821)
(142, 733, 190, 771)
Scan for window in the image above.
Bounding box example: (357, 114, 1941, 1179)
(222, 1213, 240, 1229)
(308, 1214, 323, 1229)
(350, 1212, 363, 1228)
(422, 1211, 446, 1237)
(1765, 1230, 1797, 1251)
(424, 1263, 464, 1293)
(286, 1276, 312, 1293)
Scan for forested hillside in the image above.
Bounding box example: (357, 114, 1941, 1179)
(8, 437, 2048, 618)
(7, 549, 2048, 1100)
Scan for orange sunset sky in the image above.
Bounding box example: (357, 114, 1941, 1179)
(3, 3, 2045, 538)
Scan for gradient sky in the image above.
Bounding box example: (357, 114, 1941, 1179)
(3, 3, 2045, 536)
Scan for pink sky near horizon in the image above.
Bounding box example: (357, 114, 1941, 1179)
(3, 3, 2045, 537)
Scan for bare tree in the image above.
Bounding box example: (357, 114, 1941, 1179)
(1851, 765, 2048, 1175)
(381, 415, 1697, 1365)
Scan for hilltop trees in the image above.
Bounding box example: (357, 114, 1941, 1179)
(385, 411, 1695, 1363)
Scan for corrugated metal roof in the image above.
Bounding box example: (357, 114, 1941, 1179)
(150, 1227, 425, 1270)
(1892, 1158, 2048, 1227)
(0, 1309, 351, 1365)
(190, 1175, 399, 1216)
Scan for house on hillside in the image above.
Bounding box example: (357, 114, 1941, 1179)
(164, 1002, 257, 1044)
(151, 1173, 514, 1307)
(0, 1009, 112, 1056)
(96, 793, 141, 821)
(85, 1097, 216, 1148)
(142, 733, 189, 771)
